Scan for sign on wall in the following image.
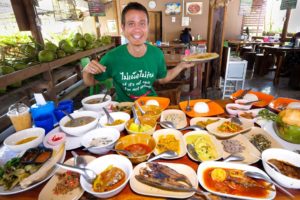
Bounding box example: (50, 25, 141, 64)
(186, 2, 203, 15)
(88, 0, 106, 16)
(280, 0, 297, 10)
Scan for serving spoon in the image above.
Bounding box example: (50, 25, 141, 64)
(103, 107, 114, 124)
(159, 121, 204, 131)
(147, 150, 178, 162)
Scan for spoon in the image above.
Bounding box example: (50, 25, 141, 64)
(249, 152, 281, 173)
(231, 116, 242, 125)
(71, 151, 87, 168)
(135, 102, 145, 116)
(62, 110, 75, 120)
(158, 121, 204, 131)
(186, 96, 192, 112)
(223, 154, 245, 162)
(111, 149, 134, 157)
(147, 150, 178, 162)
(56, 162, 97, 184)
(131, 106, 141, 132)
(186, 144, 201, 161)
(101, 89, 110, 102)
(103, 107, 114, 124)
(179, 125, 204, 131)
(244, 171, 295, 199)
(158, 121, 177, 129)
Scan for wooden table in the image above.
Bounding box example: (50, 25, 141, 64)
(1, 100, 300, 200)
(258, 46, 300, 85)
(227, 40, 281, 53)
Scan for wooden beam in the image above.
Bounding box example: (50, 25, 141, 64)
(10, 0, 30, 31)
(281, 8, 291, 45)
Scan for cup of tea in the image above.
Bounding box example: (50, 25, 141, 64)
(7, 103, 32, 131)
(33, 114, 54, 134)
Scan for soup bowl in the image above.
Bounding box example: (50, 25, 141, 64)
(59, 111, 98, 136)
(80, 154, 132, 198)
(99, 112, 130, 132)
(114, 134, 156, 164)
(4, 128, 45, 152)
(81, 94, 112, 112)
(125, 116, 157, 135)
(81, 127, 120, 155)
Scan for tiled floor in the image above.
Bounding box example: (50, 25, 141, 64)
(244, 70, 300, 100)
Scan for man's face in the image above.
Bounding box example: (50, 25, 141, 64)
(122, 10, 148, 46)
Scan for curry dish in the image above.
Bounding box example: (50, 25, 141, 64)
(64, 116, 95, 127)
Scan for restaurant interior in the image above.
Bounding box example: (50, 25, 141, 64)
(0, 0, 300, 199)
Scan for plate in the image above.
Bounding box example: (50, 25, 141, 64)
(183, 131, 223, 162)
(190, 117, 224, 129)
(160, 109, 187, 129)
(130, 162, 198, 199)
(182, 53, 219, 62)
(136, 96, 170, 110)
(152, 129, 186, 159)
(197, 161, 276, 200)
(47, 127, 83, 150)
(244, 127, 283, 152)
(38, 155, 95, 200)
(179, 99, 224, 117)
(220, 134, 261, 164)
(206, 118, 254, 138)
(268, 97, 300, 112)
(230, 90, 274, 107)
(0, 145, 66, 195)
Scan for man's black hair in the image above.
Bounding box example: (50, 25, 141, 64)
(121, 2, 149, 26)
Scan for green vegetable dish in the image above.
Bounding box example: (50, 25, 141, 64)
(258, 109, 277, 121)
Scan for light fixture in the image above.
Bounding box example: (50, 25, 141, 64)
(148, 0, 156, 9)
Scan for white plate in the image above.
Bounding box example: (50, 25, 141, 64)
(47, 127, 83, 150)
(238, 108, 264, 123)
(0, 145, 66, 195)
(244, 127, 283, 152)
(152, 129, 186, 159)
(130, 162, 198, 199)
(189, 117, 224, 129)
(206, 118, 254, 138)
(220, 134, 261, 164)
(197, 161, 276, 200)
(38, 155, 95, 200)
(160, 109, 187, 129)
(183, 131, 223, 162)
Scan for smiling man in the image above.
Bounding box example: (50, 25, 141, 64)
(83, 2, 194, 102)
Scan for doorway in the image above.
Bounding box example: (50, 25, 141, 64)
(148, 11, 162, 43)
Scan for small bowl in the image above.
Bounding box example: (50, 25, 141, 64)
(114, 134, 156, 164)
(226, 103, 251, 116)
(81, 94, 112, 112)
(262, 148, 300, 189)
(234, 99, 253, 110)
(4, 128, 45, 152)
(125, 117, 157, 135)
(81, 128, 120, 155)
(237, 108, 262, 122)
(80, 154, 132, 198)
(59, 111, 98, 136)
(137, 105, 162, 120)
(112, 102, 134, 114)
(99, 112, 130, 132)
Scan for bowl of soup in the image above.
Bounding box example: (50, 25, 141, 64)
(81, 94, 112, 112)
(4, 128, 45, 152)
(114, 134, 156, 164)
(59, 111, 98, 136)
(125, 116, 157, 135)
(80, 154, 132, 198)
(99, 112, 130, 132)
(136, 105, 162, 120)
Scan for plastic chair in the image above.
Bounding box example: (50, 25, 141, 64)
(220, 47, 248, 98)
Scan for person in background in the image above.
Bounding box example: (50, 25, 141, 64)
(82, 2, 194, 102)
(180, 28, 193, 44)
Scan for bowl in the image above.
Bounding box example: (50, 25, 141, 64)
(112, 102, 134, 114)
(80, 154, 132, 198)
(136, 105, 162, 120)
(114, 134, 156, 164)
(81, 94, 112, 112)
(4, 128, 45, 152)
(226, 103, 251, 115)
(59, 111, 98, 136)
(125, 116, 157, 135)
(237, 108, 263, 122)
(262, 148, 300, 189)
(234, 99, 253, 110)
(81, 127, 120, 154)
(99, 112, 130, 132)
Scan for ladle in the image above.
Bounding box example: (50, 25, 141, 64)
(135, 102, 145, 115)
(147, 150, 178, 162)
(159, 121, 204, 131)
(244, 171, 294, 199)
(71, 151, 87, 168)
(103, 107, 114, 124)
(223, 154, 245, 162)
(56, 162, 97, 184)
(131, 106, 141, 125)
(62, 110, 75, 121)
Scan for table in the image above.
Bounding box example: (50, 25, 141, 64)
(227, 40, 281, 53)
(258, 46, 300, 85)
(2, 99, 300, 200)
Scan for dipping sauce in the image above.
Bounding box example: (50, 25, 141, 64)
(16, 136, 38, 145)
(124, 143, 152, 157)
(35, 150, 52, 163)
(64, 116, 95, 127)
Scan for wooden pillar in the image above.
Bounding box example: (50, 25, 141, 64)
(281, 8, 291, 44)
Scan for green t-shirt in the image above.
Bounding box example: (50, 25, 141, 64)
(95, 44, 167, 102)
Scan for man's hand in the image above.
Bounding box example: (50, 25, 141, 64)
(83, 60, 106, 74)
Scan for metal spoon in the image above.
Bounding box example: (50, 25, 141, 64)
(147, 150, 178, 162)
(158, 121, 177, 129)
(111, 149, 134, 157)
(135, 102, 145, 115)
(223, 154, 245, 162)
(62, 110, 75, 120)
(179, 125, 204, 131)
(186, 144, 201, 161)
(103, 107, 114, 124)
(231, 116, 242, 125)
(71, 151, 87, 168)
(244, 171, 295, 199)
(101, 89, 110, 102)
(249, 152, 281, 173)
(131, 106, 141, 130)
(186, 96, 192, 111)
(158, 121, 204, 131)
(56, 162, 97, 184)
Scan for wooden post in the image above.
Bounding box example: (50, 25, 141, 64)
(281, 8, 291, 44)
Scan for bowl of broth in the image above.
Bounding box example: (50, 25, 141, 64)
(59, 111, 98, 136)
(4, 128, 45, 152)
(81, 94, 112, 112)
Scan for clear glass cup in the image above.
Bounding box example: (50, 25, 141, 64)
(7, 103, 32, 131)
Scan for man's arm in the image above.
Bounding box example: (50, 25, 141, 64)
(158, 62, 194, 84)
